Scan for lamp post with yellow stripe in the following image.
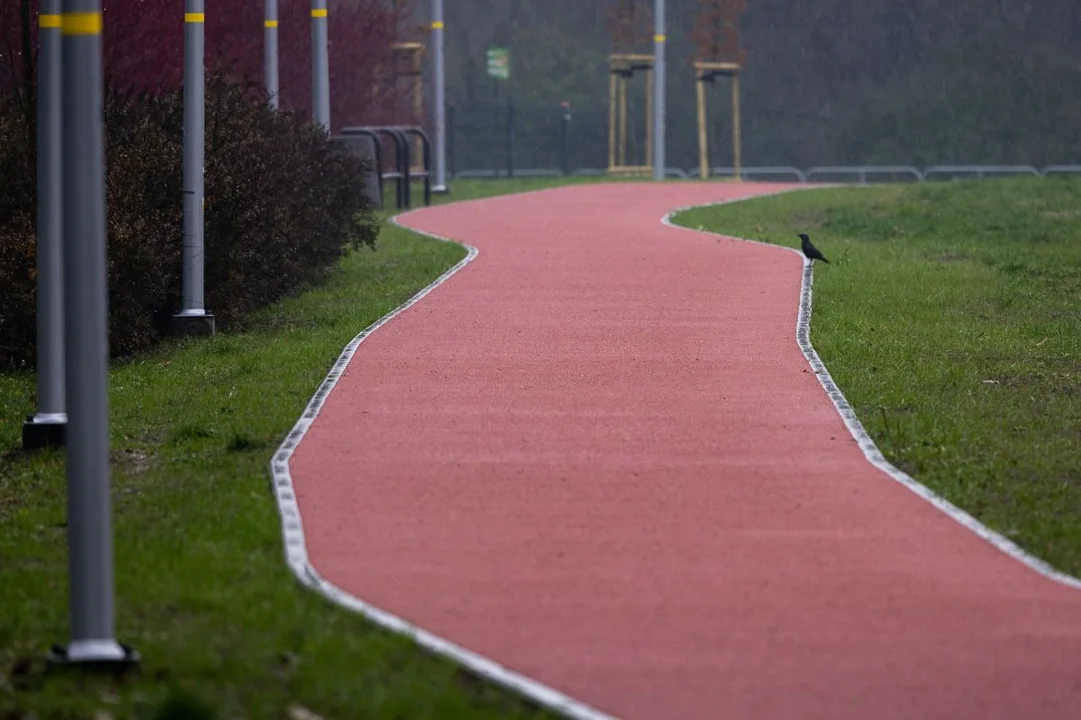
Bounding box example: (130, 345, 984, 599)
(48, 0, 137, 667)
(23, 0, 67, 451)
(265, 0, 279, 109)
(172, 0, 215, 336)
(430, 0, 448, 192)
(652, 0, 666, 181)
(312, 1, 331, 130)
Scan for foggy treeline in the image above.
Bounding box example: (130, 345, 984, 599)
(408, 0, 1081, 169)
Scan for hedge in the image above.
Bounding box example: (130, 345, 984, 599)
(0, 73, 377, 370)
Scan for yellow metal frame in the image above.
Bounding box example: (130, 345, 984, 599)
(694, 61, 742, 181)
(608, 53, 655, 176)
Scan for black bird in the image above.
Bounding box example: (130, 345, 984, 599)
(798, 233, 829, 264)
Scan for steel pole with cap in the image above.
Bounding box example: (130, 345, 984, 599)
(172, 0, 215, 336)
(311, 0, 330, 130)
(430, 0, 448, 192)
(23, 0, 67, 451)
(264, 0, 279, 108)
(50, 0, 137, 667)
(652, 0, 666, 181)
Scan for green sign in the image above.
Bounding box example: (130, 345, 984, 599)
(486, 47, 510, 80)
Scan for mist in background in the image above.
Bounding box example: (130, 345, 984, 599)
(403, 0, 1081, 173)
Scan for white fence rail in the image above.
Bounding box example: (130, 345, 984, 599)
(923, 165, 1041, 180)
(806, 166, 923, 183)
(451, 164, 1081, 183)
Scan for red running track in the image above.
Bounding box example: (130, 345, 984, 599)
(288, 182, 1081, 719)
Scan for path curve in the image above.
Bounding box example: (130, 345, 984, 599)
(282, 182, 1081, 719)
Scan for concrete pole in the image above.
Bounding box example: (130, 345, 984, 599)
(173, 0, 214, 335)
(53, 0, 134, 665)
(311, 0, 330, 130)
(430, 0, 447, 191)
(264, 0, 279, 108)
(652, 0, 666, 181)
(24, 0, 67, 451)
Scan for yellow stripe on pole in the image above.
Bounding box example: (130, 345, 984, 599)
(265, 20, 279, 28)
(431, 21, 444, 29)
(654, 34, 666, 43)
(39, 14, 61, 28)
(61, 12, 102, 35)
(311, 8, 327, 17)
(185, 13, 205, 23)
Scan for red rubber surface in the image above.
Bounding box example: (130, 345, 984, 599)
(290, 183, 1081, 719)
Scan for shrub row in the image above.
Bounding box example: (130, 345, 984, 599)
(0, 73, 377, 370)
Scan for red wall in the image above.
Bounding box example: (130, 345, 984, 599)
(2, 0, 403, 127)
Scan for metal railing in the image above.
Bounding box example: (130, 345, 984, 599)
(389, 125, 433, 207)
(923, 165, 1040, 181)
(806, 166, 924, 183)
(453, 166, 690, 180)
(338, 125, 435, 209)
(444, 163, 1081, 185)
(1042, 165, 1081, 176)
(332, 129, 385, 206)
(689, 166, 808, 182)
(455, 168, 563, 179)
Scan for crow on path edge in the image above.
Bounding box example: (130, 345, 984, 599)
(798, 233, 829, 264)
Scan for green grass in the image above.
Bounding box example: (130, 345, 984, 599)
(0, 177, 587, 719)
(11, 172, 1076, 716)
(674, 176, 1081, 574)
(423, 175, 605, 203)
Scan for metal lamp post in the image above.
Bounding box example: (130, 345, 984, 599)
(431, 0, 448, 192)
(48, 0, 137, 668)
(652, 0, 666, 181)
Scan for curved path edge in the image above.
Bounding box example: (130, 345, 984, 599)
(267, 207, 615, 720)
(267, 185, 1081, 720)
(661, 198, 1081, 592)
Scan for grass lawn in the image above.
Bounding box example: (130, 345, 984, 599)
(419, 175, 604, 203)
(9, 172, 1077, 717)
(0, 178, 581, 720)
(674, 176, 1081, 576)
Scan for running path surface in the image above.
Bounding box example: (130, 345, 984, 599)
(289, 183, 1081, 719)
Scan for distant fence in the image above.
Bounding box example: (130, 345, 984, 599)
(806, 166, 924, 183)
(448, 99, 612, 177)
(449, 162, 1081, 183)
(445, 99, 1081, 183)
(443, 99, 1081, 183)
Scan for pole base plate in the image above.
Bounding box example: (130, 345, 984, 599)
(170, 312, 216, 338)
(46, 642, 140, 674)
(22, 415, 67, 451)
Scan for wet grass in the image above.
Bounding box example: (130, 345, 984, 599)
(674, 176, 1081, 576)
(0, 178, 578, 719)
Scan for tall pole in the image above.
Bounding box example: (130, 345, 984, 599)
(24, 0, 66, 451)
(430, 0, 447, 192)
(506, 95, 516, 178)
(560, 101, 571, 175)
(311, 0, 330, 130)
(173, 0, 214, 336)
(264, 0, 279, 109)
(607, 72, 617, 170)
(697, 73, 709, 179)
(51, 0, 134, 665)
(652, 0, 666, 181)
(732, 72, 742, 181)
(645, 68, 653, 167)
